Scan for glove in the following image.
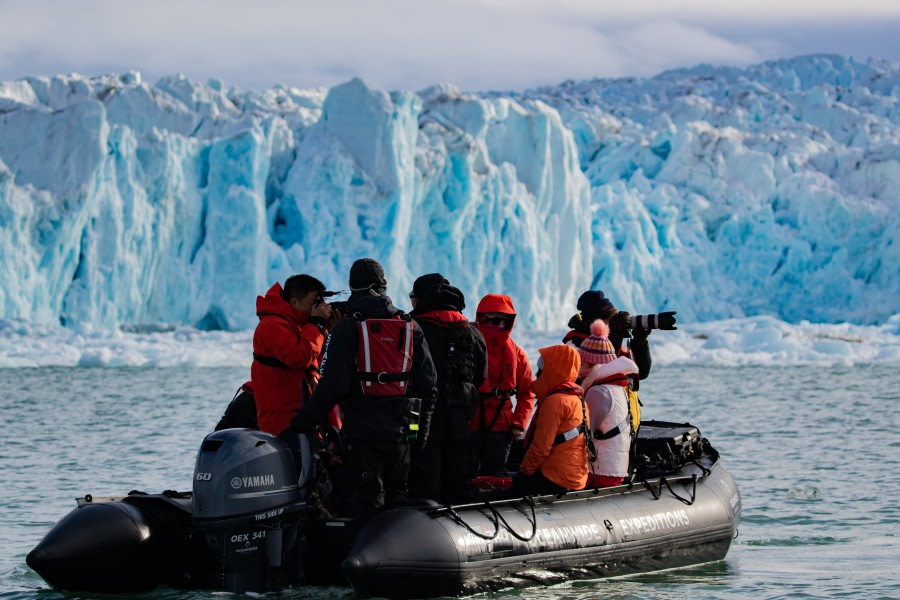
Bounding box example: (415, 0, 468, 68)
(290, 412, 317, 434)
(608, 311, 632, 341)
(658, 311, 677, 330)
(415, 402, 432, 451)
(631, 324, 650, 342)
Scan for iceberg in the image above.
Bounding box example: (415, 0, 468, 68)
(0, 54, 898, 333)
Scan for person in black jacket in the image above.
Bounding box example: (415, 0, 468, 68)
(407, 274, 487, 504)
(562, 290, 652, 389)
(293, 258, 438, 517)
(214, 381, 258, 431)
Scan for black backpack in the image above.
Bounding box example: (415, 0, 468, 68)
(423, 319, 481, 407)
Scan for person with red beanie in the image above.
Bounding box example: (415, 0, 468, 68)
(470, 294, 534, 476)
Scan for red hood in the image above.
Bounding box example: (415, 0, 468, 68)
(476, 294, 517, 316)
(256, 282, 308, 327)
(476, 294, 517, 346)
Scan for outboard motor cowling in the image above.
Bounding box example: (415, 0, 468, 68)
(192, 428, 307, 593)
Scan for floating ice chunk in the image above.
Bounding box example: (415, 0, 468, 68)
(787, 485, 822, 501)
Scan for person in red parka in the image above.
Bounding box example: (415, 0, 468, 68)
(252, 274, 339, 483)
(469, 293, 535, 476)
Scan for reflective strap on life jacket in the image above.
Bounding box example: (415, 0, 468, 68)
(355, 317, 414, 396)
(360, 320, 373, 389)
(356, 320, 413, 385)
(401, 319, 412, 377)
(553, 422, 586, 446)
(253, 352, 289, 370)
(594, 417, 630, 440)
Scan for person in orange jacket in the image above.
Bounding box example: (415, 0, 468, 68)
(470, 294, 535, 476)
(508, 344, 591, 496)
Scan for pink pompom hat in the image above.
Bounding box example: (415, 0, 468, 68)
(577, 320, 617, 367)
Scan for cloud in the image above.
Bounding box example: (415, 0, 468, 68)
(605, 21, 765, 75)
(0, 0, 897, 92)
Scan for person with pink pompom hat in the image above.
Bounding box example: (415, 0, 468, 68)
(577, 319, 639, 488)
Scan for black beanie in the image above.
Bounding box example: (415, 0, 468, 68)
(349, 258, 387, 291)
(577, 290, 616, 321)
(411, 273, 448, 299)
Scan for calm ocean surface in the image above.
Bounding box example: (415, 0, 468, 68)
(1, 364, 898, 599)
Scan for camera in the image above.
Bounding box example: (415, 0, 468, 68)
(629, 311, 677, 331)
(315, 290, 348, 313)
(329, 300, 349, 314)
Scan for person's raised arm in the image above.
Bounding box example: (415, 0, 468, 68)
(292, 321, 353, 431)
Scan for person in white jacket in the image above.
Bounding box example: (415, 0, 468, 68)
(576, 319, 639, 487)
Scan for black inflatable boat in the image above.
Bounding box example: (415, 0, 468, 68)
(27, 422, 740, 598)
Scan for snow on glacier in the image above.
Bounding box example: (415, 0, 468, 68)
(0, 54, 898, 335)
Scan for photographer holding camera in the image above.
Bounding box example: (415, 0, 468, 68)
(562, 290, 676, 391)
(251, 275, 344, 486)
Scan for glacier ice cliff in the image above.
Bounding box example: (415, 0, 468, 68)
(0, 54, 897, 331)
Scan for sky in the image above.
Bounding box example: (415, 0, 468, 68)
(1, 0, 899, 93)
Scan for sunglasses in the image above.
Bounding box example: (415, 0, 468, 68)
(478, 316, 512, 329)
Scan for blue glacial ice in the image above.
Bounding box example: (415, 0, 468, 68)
(0, 54, 898, 333)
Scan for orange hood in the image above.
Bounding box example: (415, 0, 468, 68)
(532, 344, 581, 401)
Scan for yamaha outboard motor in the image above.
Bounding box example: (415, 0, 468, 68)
(192, 428, 308, 593)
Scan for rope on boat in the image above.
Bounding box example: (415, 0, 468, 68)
(641, 474, 698, 506)
(445, 496, 538, 542)
(690, 460, 712, 477)
(485, 496, 537, 542)
(448, 445, 718, 538)
(446, 502, 500, 540)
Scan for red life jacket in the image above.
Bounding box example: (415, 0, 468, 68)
(356, 315, 414, 397)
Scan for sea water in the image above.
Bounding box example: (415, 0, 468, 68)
(1, 364, 898, 599)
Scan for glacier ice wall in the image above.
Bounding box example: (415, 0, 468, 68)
(0, 73, 591, 330)
(521, 54, 900, 325)
(0, 55, 898, 331)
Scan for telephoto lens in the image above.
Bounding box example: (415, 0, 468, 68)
(629, 311, 677, 330)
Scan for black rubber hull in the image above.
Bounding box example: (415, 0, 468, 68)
(342, 459, 741, 598)
(26, 494, 203, 593)
(27, 458, 739, 597)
